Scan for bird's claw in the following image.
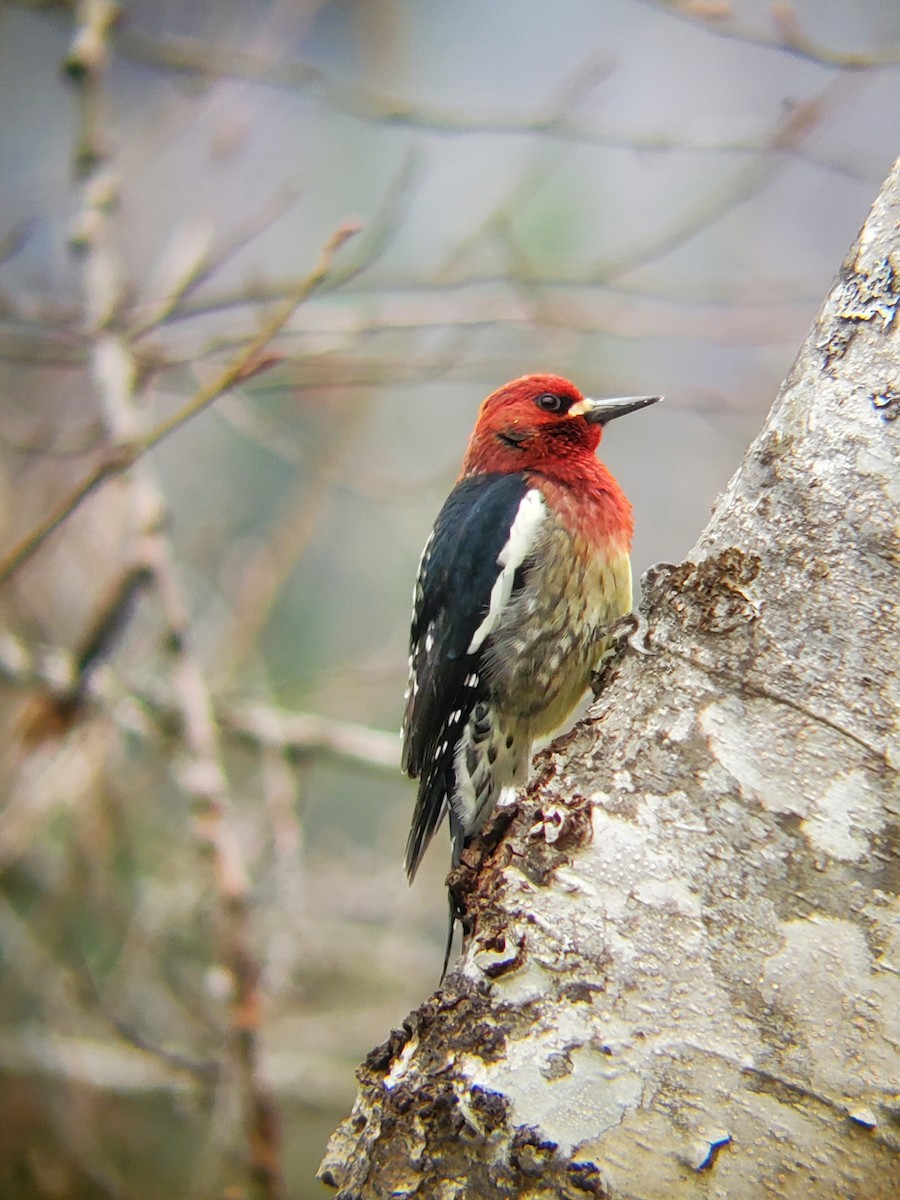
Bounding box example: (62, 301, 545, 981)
(591, 611, 654, 695)
(624, 610, 653, 656)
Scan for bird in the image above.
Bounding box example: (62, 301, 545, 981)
(401, 373, 661, 974)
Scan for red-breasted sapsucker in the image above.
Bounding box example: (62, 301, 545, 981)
(402, 373, 660, 970)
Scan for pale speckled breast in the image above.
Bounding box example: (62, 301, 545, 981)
(482, 518, 632, 736)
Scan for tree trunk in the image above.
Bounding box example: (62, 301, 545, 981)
(319, 158, 900, 1199)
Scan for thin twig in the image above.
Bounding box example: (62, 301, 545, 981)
(117, 29, 898, 140)
(635, 0, 900, 70)
(139, 220, 360, 452)
(0, 220, 360, 587)
(128, 184, 304, 338)
(573, 83, 843, 285)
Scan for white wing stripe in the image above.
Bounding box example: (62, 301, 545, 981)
(467, 488, 546, 655)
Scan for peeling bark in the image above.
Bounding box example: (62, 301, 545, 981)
(320, 159, 900, 1198)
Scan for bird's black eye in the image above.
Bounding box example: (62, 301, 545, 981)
(536, 393, 564, 413)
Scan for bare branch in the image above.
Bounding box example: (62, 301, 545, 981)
(128, 184, 304, 338)
(0, 220, 360, 587)
(580, 82, 844, 282)
(138, 219, 361, 451)
(116, 29, 889, 168)
(635, 0, 900, 70)
(0, 630, 401, 774)
(221, 703, 400, 772)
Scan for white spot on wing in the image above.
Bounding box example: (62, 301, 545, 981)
(412, 528, 434, 607)
(467, 489, 546, 655)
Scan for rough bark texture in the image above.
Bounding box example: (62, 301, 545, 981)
(320, 160, 900, 1198)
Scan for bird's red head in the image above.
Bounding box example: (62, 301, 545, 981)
(461, 373, 660, 481)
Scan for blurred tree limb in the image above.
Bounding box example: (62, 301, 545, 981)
(319, 158, 900, 1198)
(0, 219, 360, 587)
(117, 28, 896, 156)
(0, 625, 400, 773)
(636, 0, 900, 70)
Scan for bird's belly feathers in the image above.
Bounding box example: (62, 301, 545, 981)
(484, 526, 632, 736)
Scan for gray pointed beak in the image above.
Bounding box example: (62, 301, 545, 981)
(570, 394, 662, 424)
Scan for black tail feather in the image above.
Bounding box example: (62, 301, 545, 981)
(439, 811, 467, 981)
(441, 894, 458, 982)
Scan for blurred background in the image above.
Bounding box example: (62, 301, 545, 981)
(0, 1, 897, 1196)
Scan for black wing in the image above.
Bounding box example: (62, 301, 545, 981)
(402, 472, 533, 878)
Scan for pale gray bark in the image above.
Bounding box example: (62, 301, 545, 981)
(320, 159, 900, 1199)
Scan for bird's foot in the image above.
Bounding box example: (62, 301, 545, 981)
(591, 611, 654, 695)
